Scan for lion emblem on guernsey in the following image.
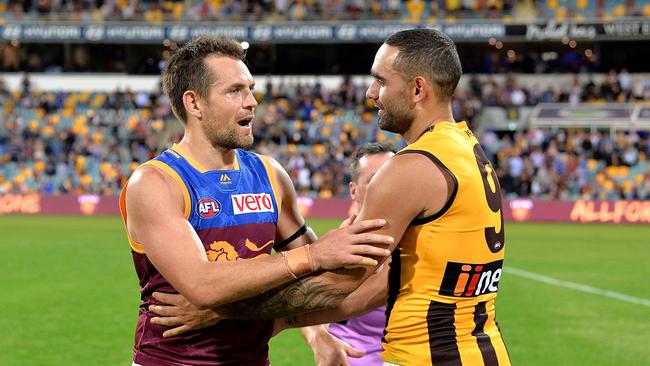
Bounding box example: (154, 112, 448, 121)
(206, 241, 240, 262)
(245, 238, 272, 259)
(206, 239, 273, 261)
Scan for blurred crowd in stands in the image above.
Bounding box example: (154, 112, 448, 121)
(460, 69, 650, 111)
(1, 0, 648, 22)
(1, 70, 649, 200)
(0, 41, 608, 75)
(486, 129, 650, 201)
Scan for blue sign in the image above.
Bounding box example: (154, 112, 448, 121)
(0, 22, 507, 43)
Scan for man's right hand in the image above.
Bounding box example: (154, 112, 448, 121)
(309, 219, 393, 271)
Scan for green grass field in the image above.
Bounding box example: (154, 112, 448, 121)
(0, 216, 649, 365)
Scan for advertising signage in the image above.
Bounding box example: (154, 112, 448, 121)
(2, 194, 649, 224)
(1, 20, 647, 43)
(518, 20, 650, 40)
(1, 22, 504, 43)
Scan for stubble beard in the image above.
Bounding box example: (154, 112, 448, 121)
(378, 99, 416, 135)
(202, 120, 254, 151)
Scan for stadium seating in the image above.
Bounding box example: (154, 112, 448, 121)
(0, 0, 646, 21)
(1, 71, 649, 199)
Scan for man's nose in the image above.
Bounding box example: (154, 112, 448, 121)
(366, 81, 378, 100)
(244, 90, 258, 109)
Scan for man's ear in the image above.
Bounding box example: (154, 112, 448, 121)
(183, 90, 202, 120)
(413, 76, 428, 102)
(349, 181, 357, 201)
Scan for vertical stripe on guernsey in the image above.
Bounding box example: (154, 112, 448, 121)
(118, 160, 192, 254)
(426, 300, 508, 366)
(383, 246, 402, 344)
(472, 302, 498, 366)
(427, 301, 462, 366)
(489, 300, 511, 365)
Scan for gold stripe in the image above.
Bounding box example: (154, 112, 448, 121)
(233, 151, 240, 171)
(170, 144, 241, 171)
(119, 179, 145, 254)
(170, 144, 207, 173)
(255, 153, 282, 217)
(453, 305, 481, 366)
(233, 156, 240, 170)
(487, 298, 512, 366)
(167, 148, 181, 158)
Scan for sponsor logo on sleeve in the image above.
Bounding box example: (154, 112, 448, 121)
(231, 193, 274, 214)
(439, 260, 503, 297)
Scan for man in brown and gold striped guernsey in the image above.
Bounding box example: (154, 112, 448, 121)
(271, 28, 511, 366)
(359, 28, 510, 366)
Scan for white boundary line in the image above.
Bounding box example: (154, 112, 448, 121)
(504, 267, 650, 308)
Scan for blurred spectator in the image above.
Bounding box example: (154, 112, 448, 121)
(1, 42, 21, 71)
(1, 0, 647, 21)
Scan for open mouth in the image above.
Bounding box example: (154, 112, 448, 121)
(237, 116, 254, 126)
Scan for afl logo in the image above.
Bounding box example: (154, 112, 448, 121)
(197, 198, 221, 218)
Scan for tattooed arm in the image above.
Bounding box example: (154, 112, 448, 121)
(276, 262, 389, 332)
(219, 267, 369, 319)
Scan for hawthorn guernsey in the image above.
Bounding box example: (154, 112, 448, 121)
(232, 193, 274, 214)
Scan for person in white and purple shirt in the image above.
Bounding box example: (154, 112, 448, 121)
(302, 142, 395, 366)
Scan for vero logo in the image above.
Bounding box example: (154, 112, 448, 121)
(232, 193, 274, 214)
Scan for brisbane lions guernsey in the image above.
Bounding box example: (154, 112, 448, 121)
(382, 122, 510, 366)
(119, 144, 281, 366)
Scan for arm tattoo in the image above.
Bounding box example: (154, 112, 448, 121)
(221, 278, 348, 319)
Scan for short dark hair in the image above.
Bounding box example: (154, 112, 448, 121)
(162, 36, 245, 123)
(350, 142, 396, 182)
(385, 29, 462, 102)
